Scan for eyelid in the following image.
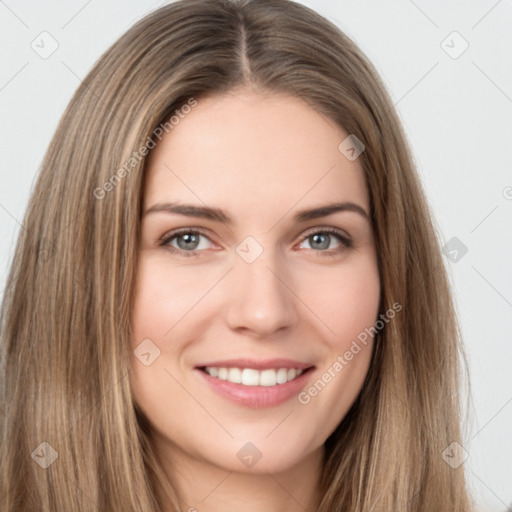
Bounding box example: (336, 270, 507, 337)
(297, 225, 351, 244)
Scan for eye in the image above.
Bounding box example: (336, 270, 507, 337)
(158, 227, 352, 258)
(297, 227, 352, 255)
(159, 229, 215, 257)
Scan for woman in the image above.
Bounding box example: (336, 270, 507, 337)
(0, 0, 473, 510)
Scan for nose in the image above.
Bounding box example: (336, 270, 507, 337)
(224, 248, 299, 338)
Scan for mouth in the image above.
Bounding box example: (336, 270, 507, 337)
(194, 359, 315, 408)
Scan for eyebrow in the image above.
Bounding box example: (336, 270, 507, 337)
(144, 201, 370, 224)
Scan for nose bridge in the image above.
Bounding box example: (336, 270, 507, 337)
(225, 236, 298, 335)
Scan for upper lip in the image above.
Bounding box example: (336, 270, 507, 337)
(195, 358, 314, 371)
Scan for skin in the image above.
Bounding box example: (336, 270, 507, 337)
(130, 87, 381, 512)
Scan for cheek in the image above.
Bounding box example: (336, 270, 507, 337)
(304, 252, 381, 347)
(131, 256, 212, 344)
(295, 253, 380, 422)
(129, 259, 198, 441)
(130, 258, 184, 401)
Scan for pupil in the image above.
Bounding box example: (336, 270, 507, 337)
(311, 233, 329, 250)
(178, 233, 199, 250)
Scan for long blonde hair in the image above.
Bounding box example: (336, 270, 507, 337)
(0, 0, 472, 510)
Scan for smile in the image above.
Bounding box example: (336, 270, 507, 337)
(195, 360, 315, 408)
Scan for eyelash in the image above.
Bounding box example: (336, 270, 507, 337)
(158, 227, 353, 258)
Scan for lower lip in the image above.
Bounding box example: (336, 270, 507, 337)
(195, 368, 313, 408)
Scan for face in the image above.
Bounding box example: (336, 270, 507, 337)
(130, 88, 380, 476)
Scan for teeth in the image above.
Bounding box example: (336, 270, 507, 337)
(276, 368, 288, 384)
(228, 367, 242, 384)
(241, 368, 259, 386)
(259, 369, 276, 386)
(204, 366, 304, 386)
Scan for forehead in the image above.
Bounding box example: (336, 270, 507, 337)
(143, 90, 369, 218)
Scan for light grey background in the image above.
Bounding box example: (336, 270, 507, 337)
(0, 1, 511, 509)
